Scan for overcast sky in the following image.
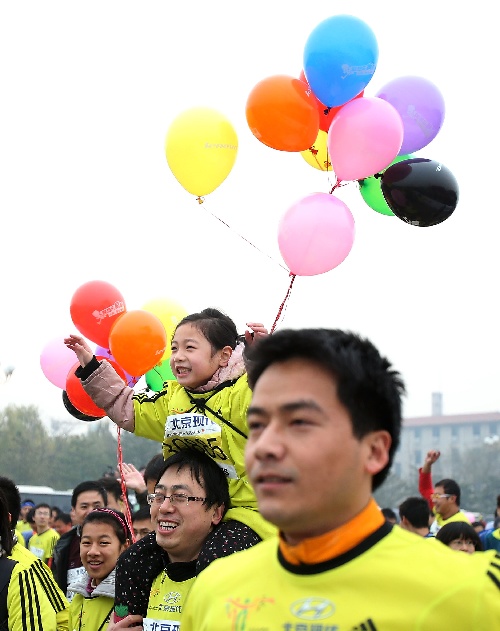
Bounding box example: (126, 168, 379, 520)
(0, 2, 497, 431)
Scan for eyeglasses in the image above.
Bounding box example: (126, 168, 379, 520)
(431, 493, 452, 500)
(147, 492, 206, 506)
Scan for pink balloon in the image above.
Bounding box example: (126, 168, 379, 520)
(278, 193, 355, 276)
(40, 336, 79, 389)
(327, 96, 403, 181)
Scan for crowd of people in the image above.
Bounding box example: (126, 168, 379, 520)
(0, 309, 499, 629)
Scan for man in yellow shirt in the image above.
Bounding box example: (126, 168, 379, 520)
(182, 328, 500, 630)
(418, 449, 471, 534)
(28, 503, 60, 566)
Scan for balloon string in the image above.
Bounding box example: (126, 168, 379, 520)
(307, 144, 332, 172)
(270, 274, 296, 334)
(116, 427, 136, 543)
(329, 178, 342, 194)
(198, 200, 288, 272)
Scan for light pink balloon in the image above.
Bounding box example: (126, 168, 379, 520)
(40, 336, 79, 389)
(278, 192, 355, 276)
(327, 96, 403, 181)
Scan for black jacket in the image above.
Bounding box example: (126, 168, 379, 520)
(51, 526, 78, 593)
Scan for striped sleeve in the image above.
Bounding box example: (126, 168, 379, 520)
(8, 565, 57, 631)
(486, 552, 500, 590)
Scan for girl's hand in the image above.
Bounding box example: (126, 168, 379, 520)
(64, 334, 94, 367)
(245, 322, 268, 345)
(119, 463, 147, 493)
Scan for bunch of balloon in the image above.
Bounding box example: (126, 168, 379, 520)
(70, 280, 126, 348)
(380, 158, 459, 227)
(375, 76, 445, 155)
(109, 309, 167, 377)
(145, 359, 176, 392)
(303, 15, 378, 109)
(40, 336, 82, 389)
(141, 297, 188, 362)
(245, 75, 319, 151)
(278, 192, 355, 277)
(358, 154, 413, 216)
(165, 107, 238, 200)
(65, 357, 128, 417)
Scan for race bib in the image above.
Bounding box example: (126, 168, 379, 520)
(143, 618, 180, 631)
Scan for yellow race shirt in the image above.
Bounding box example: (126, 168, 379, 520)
(182, 526, 500, 630)
(143, 567, 197, 631)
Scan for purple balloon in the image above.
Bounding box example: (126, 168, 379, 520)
(376, 76, 445, 155)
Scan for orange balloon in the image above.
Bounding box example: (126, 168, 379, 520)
(246, 75, 319, 151)
(109, 310, 167, 377)
(66, 358, 127, 417)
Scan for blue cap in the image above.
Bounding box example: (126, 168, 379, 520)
(21, 500, 35, 508)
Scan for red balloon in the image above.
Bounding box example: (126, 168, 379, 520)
(109, 310, 167, 377)
(70, 280, 126, 348)
(65, 358, 127, 417)
(299, 70, 364, 132)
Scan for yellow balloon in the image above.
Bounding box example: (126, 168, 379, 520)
(141, 297, 188, 361)
(300, 129, 332, 171)
(165, 107, 238, 197)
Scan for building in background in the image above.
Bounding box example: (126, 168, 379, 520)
(394, 392, 500, 481)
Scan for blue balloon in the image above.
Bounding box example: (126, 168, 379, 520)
(303, 15, 378, 108)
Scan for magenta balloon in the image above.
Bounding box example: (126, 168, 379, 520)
(40, 336, 79, 389)
(376, 76, 445, 155)
(278, 193, 355, 276)
(327, 97, 403, 181)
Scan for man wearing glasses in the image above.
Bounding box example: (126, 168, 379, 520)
(418, 449, 470, 534)
(109, 448, 233, 630)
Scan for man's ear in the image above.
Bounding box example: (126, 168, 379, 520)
(211, 504, 225, 527)
(218, 346, 233, 367)
(364, 430, 391, 476)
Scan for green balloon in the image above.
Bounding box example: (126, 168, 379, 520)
(145, 359, 175, 392)
(359, 155, 412, 216)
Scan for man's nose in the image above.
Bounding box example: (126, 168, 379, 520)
(254, 423, 285, 458)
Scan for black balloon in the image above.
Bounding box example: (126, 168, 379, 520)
(381, 158, 459, 227)
(62, 390, 104, 422)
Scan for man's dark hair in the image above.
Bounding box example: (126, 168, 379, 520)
(0, 488, 14, 555)
(132, 505, 152, 523)
(143, 453, 166, 485)
(71, 481, 108, 508)
(53, 512, 72, 526)
(96, 477, 122, 503)
(399, 496, 432, 529)
(0, 476, 22, 526)
(245, 328, 405, 490)
(381, 507, 398, 523)
(435, 478, 461, 506)
(154, 448, 230, 514)
(34, 503, 51, 513)
(26, 507, 36, 525)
